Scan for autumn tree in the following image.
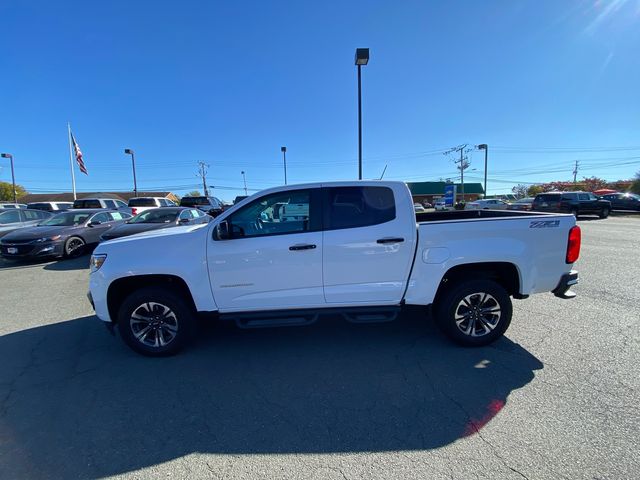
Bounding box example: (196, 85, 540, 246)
(0, 181, 27, 201)
(511, 184, 530, 198)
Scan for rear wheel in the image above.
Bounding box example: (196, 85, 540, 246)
(599, 207, 609, 219)
(435, 279, 512, 346)
(570, 208, 578, 217)
(117, 287, 196, 356)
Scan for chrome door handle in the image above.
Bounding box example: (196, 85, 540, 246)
(289, 244, 317, 251)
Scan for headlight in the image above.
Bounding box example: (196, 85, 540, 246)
(35, 235, 61, 243)
(90, 254, 107, 272)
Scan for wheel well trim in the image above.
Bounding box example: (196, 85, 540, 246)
(106, 274, 197, 323)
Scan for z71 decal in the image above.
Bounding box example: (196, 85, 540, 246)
(529, 220, 560, 228)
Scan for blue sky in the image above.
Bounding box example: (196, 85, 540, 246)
(1, 0, 639, 200)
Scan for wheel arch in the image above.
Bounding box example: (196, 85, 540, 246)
(106, 274, 197, 324)
(433, 262, 522, 307)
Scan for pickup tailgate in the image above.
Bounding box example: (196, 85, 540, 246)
(404, 213, 577, 306)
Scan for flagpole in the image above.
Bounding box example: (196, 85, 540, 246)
(67, 122, 77, 200)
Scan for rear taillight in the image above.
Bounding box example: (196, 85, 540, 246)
(566, 225, 581, 264)
(131, 207, 137, 215)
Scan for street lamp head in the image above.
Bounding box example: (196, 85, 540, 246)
(124, 148, 134, 155)
(477, 144, 487, 150)
(241, 171, 245, 175)
(355, 48, 369, 66)
(281, 146, 286, 153)
(1, 153, 12, 159)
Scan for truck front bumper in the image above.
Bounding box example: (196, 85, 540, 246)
(552, 270, 578, 299)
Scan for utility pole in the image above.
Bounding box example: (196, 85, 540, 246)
(281, 146, 287, 185)
(444, 144, 470, 203)
(197, 161, 209, 196)
(241, 171, 248, 195)
(573, 160, 579, 184)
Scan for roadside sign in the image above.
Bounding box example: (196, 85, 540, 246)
(444, 184, 456, 207)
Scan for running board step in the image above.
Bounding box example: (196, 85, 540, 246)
(227, 312, 319, 329)
(342, 307, 400, 324)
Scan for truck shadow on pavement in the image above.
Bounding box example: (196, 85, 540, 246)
(0, 312, 543, 479)
(0, 254, 90, 271)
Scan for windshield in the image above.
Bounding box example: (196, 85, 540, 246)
(39, 212, 91, 226)
(128, 209, 178, 224)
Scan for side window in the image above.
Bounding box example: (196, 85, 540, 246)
(23, 210, 41, 220)
(91, 212, 111, 224)
(113, 200, 127, 208)
(158, 199, 167, 206)
(0, 210, 22, 224)
(325, 186, 395, 230)
(588, 193, 597, 200)
(103, 200, 116, 208)
(226, 189, 316, 238)
(109, 212, 125, 221)
(578, 193, 589, 201)
(178, 210, 192, 220)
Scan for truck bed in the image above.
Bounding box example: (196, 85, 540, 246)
(416, 209, 555, 223)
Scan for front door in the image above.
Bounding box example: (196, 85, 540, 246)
(208, 188, 324, 312)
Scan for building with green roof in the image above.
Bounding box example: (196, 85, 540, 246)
(406, 182, 485, 204)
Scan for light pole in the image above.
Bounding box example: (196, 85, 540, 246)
(0, 153, 17, 203)
(280, 146, 287, 185)
(355, 48, 369, 180)
(241, 171, 248, 195)
(477, 144, 488, 197)
(124, 149, 138, 197)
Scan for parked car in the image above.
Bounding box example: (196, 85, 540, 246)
(27, 201, 74, 212)
(179, 195, 224, 216)
(422, 202, 433, 209)
(0, 209, 131, 260)
(507, 198, 535, 211)
(89, 181, 580, 356)
(414, 203, 426, 213)
(0, 208, 53, 238)
(127, 197, 177, 216)
(0, 203, 27, 209)
(601, 192, 640, 211)
(466, 199, 510, 210)
(434, 200, 447, 211)
(100, 207, 209, 241)
(532, 191, 611, 218)
(73, 197, 133, 215)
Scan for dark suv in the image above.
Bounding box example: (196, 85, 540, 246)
(179, 196, 224, 216)
(532, 191, 611, 218)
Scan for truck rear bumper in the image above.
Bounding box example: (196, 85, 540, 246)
(552, 270, 578, 299)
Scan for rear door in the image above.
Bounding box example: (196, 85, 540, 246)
(578, 193, 595, 213)
(322, 185, 416, 304)
(208, 188, 324, 311)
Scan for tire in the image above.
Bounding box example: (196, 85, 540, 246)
(117, 287, 196, 356)
(435, 279, 512, 347)
(599, 207, 609, 219)
(570, 208, 578, 218)
(64, 236, 85, 258)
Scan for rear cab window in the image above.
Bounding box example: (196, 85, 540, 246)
(74, 199, 102, 208)
(129, 198, 159, 207)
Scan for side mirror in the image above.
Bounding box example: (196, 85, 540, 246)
(216, 220, 231, 240)
(179, 218, 190, 224)
(88, 221, 101, 227)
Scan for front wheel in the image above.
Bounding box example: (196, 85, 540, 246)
(599, 207, 609, 219)
(117, 287, 196, 356)
(435, 279, 512, 346)
(64, 236, 85, 258)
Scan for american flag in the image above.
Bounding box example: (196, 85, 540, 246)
(70, 132, 88, 175)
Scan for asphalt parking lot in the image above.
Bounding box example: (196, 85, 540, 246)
(0, 216, 638, 479)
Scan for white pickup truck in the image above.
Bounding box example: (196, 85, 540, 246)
(88, 181, 581, 356)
